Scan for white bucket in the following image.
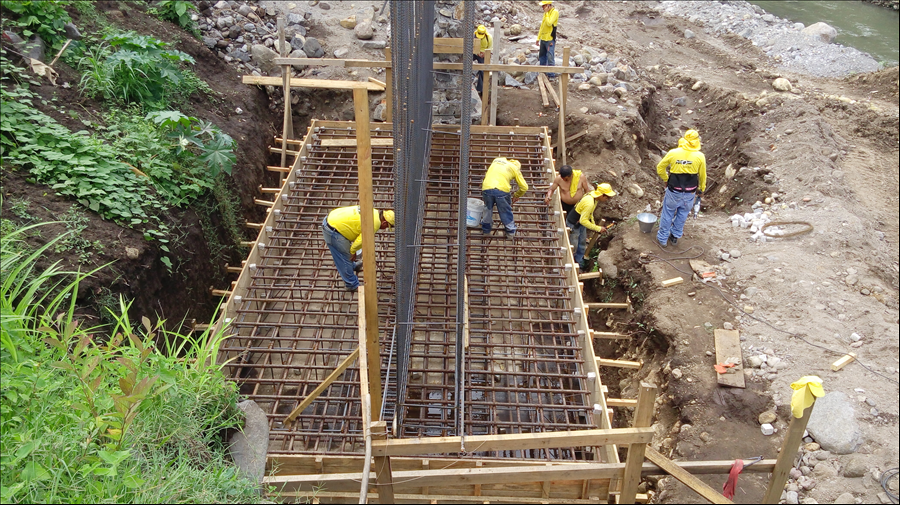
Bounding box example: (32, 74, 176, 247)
(466, 198, 485, 228)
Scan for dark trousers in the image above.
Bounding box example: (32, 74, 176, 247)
(473, 53, 484, 93)
(539, 39, 556, 78)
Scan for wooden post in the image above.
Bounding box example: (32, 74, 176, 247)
(558, 46, 570, 165)
(278, 16, 293, 175)
(480, 49, 491, 125)
(489, 20, 501, 126)
(358, 287, 373, 504)
(353, 87, 383, 420)
(384, 47, 393, 123)
(371, 421, 395, 503)
(618, 382, 656, 503)
(763, 400, 816, 503)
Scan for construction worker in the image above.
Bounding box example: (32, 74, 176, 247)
(537, 0, 559, 79)
(322, 206, 395, 292)
(473, 25, 492, 93)
(481, 157, 528, 238)
(656, 129, 706, 248)
(566, 183, 616, 265)
(543, 164, 594, 213)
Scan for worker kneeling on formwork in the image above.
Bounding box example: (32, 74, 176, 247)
(566, 183, 616, 267)
(481, 157, 528, 239)
(322, 206, 395, 292)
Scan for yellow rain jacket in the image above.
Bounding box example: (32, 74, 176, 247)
(326, 206, 382, 255)
(656, 146, 707, 192)
(482, 158, 528, 198)
(573, 193, 603, 232)
(475, 33, 492, 55)
(569, 170, 583, 198)
(538, 7, 559, 42)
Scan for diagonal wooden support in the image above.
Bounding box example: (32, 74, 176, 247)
(645, 447, 733, 504)
(618, 382, 656, 503)
(284, 347, 360, 425)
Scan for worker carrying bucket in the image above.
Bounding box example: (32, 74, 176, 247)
(322, 206, 394, 292)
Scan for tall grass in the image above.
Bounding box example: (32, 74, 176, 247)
(0, 223, 259, 503)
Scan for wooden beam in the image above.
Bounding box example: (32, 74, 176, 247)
(242, 75, 384, 90)
(551, 130, 588, 149)
(357, 285, 374, 502)
(559, 46, 570, 166)
(618, 383, 656, 503)
(268, 146, 300, 155)
(371, 421, 395, 503)
(270, 57, 581, 74)
(480, 49, 491, 126)
(372, 427, 654, 457)
(662, 277, 684, 287)
(831, 353, 857, 371)
(489, 20, 501, 125)
(606, 398, 638, 408)
(384, 48, 393, 122)
(353, 87, 383, 420)
(275, 491, 608, 504)
(763, 399, 816, 503)
(578, 271, 602, 280)
(591, 330, 631, 340)
(597, 358, 642, 370)
(284, 348, 360, 425)
(433, 37, 464, 54)
(319, 138, 394, 147)
(536, 70, 550, 107)
(266, 165, 291, 172)
(585, 302, 630, 310)
(368, 76, 386, 88)
(541, 72, 560, 107)
(645, 447, 733, 504)
(714, 329, 745, 388)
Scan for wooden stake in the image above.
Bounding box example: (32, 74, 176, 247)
(618, 383, 656, 504)
(357, 287, 374, 503)
(371, 421, 395, 503)
(591, 330, 631, 340)
(489, 20, 501, 126)
(480, 49, 491, 125)
(763, 398, 817, 503)
(49, 39, 72, 67)
(559, 46, 570, 165)
(384, 48, 393, 123)
(353, 87, 383, 420)
(284, 348, 360, 425)
(645, 447, 733, 504)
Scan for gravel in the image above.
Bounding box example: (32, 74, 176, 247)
(654, 1, 881, 77)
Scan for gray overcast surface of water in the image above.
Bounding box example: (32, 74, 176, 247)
(750, 0, 899, 66)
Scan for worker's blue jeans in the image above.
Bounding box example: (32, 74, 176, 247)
(569, 224, 588, 264)
(657, 189, 696, 246)
(539, 39, 556, 78)
(322, 218, 359, 289)
(481, 189, 516, 236)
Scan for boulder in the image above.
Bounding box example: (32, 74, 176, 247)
(589, 74, 607, 86)
(361, 40, 387, 50)
(597, 250, 618, 279)
(23, 35, 46, 62)
(802, 22, 837, 43)
(302, 37, 325, 58)
(289, 49, 308, 70)
(578, 83, 591, 91)
(251, 44, 278, 73)
(340, 15, 357, 29)
(806, 392, 862, 454)
(203, 37, 218, 49)
(841, 454, 867, 478)
(772, 78, 793, 92)
(504, 73, 523, 87)
(834, 493, 855, 504)
(228, 400, 269, 484)
(509, 24, 522, 36)
(64, 22, 83, 40)
(291, 34, 306, 51)
(522, 72, 538, 85)
(355, 19, 374, 40)
(237, 4, 252, 17)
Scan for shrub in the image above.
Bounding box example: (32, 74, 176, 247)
(1, 1, 72, 49)
(151, 0, 199, 33)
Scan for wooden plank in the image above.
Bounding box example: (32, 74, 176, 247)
(578, 271, 602, 280)
(596, 358, 642, 370)
(585, 302, 630, 310)
(536, 71, 550, 107)
(550, 130, 588, 149)
(591, 331, 631, 340)
(662, 276, 684, 287)
(242, 75, 383, 90)
(384, 48, 393, 122)
(763, 400, 816, 503)
(275, 491, 610, 504)
(618, 383, 656, 504)
(714, 329, 746, 388)
(353, 87, 383, 419)
(283, 348, 360, 424)
(541, 73, 560, 107)
(831, 353, 857, 371)
(559, 46, 570, 166)
(645, 448, 733, 504)
(368, 76, 386, 88)
(372, 421, 395, 503)
(489, 21, 501, 125)
(480, 49, 491, 126)
(319, 138, 394, 147)
(372, 427, 653, 457)
(357, 286, 373, 501)
(606, 398, 638, 407)
(433, 37, 464, 54)
(270, 57, 581, 73)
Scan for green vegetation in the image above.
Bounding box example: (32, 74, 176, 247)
(149, 0, 200, 34)
(1, 1, 72, 49)
(0, 224, 260, 503)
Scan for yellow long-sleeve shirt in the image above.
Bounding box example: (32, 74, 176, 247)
(656, 147, 707, 192)
(574, 194, 603, 232)
(538, 8, 559, 41)
(482, 158, 528, 198)
(474, 33, 492, 54)
(326, 206, 382, 255)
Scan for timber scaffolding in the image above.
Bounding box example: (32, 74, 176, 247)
(211, 9, 812, 504)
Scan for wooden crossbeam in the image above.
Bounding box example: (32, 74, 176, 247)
(242, 75, 384, 90)
(591, 330, 631, 340)
(269, 58, 583, 73)
(578, 271, 602, 280)
(586, 302, 631, 310)
(319, 138, 394, 147)
(268, 146, 300, 155)
(645, 447, 733, 504)
(607, 398, 638, 407)
(284, 348, 360, 425)
(276, 491, 610, 504)
(372, 427, 653, 457)
(596, 358, 642, 370)
(266, 165, 291, 173)
(551, 131, 588, 149)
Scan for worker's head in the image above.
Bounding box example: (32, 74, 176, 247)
(590, 183, 616, 202)
(380, 210, 395, 230)
(683, 129, 701, 150)
(540, 0, 553, 11)
(475, 25, 488, 39)
(559, 165, 573, 181)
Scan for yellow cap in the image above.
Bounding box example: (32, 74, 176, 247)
(475, 25, 487, 38)
(383, 210, 395, 226)
(683, 129, 701, 150)
(590, 183, 616, 198)
(540, 0, 553, 5)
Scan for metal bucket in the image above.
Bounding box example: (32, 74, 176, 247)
(637, 213, 657, 234)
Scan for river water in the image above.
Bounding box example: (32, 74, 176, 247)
(750, 1, 899, 66)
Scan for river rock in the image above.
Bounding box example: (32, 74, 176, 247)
(802, 22, 837, 43)
(291, 34, 306, 51)
(834, 493, 855, 504)
(597, 250, 618, 279)
(361, 40, 387, 50)
(334, 47, 349, 59)
(684, 29, 695, 39)
(340, 15, 357, 29)
(251, 44, 278, 73)
(237, 4, 252, 17)
(302, 37, 324, 58)
(203, 36, 218, 49)
(785, 490, 799, 504)
(228, 400, 269, 484)
(355, 19, 374, 40)
(807, 392, 862, 454)
(509, 24, 522, 36)
(842, 454, 867, 477)
(589, 74, 608, 86)
(772, 78, 793, 92)
(578, 83, 591, 91)
(504, 74, 523, 87)
(758, 411, 776, 425)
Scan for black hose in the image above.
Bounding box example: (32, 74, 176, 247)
(882, 467, 899, 504)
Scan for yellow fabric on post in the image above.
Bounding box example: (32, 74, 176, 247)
(790, 376, 825, 418)
(569, 170, 582, 198)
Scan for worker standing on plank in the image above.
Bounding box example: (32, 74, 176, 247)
(537, 0, 559, 79)
(544, 164, 594, 213)
(473, 24, 492, 93)
(481, 157, 528, 238)
(322, 206, 394, 292)
(566, 183, 616, 266)
(655, 129, 706, 248)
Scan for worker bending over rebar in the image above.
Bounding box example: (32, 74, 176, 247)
(322, 206, 394, 292)
(481, 157, 528, 239)
(566, 183, 616, 266)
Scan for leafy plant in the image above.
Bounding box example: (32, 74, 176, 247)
(1, 1, 72, 49)
(146, 110, 237, 176)
(151, 0, 199, 32)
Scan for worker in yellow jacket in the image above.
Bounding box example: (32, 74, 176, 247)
(322, 206, 395, 292)
(473, 25, 492, 93)
(655, 129, 706, 247)
(481, 157, 528, 238)
(544, 164, 594, 213)
(566, 183, 616, 265)
(537, 0, 559, 78)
